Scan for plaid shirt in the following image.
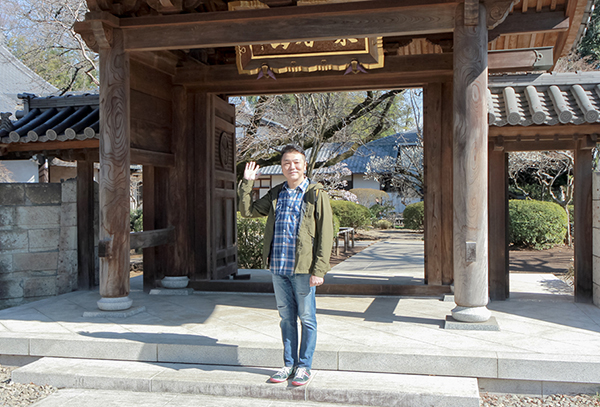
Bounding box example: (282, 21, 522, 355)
(270, 178, 309, 276)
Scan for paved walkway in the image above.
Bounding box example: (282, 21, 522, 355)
(1, 233, 600, 396)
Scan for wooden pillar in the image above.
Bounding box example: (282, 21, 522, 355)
(574, 142, 593, 302)
(488, 147, 509, 301)
(163, 86, 194, 282)
(194, 92, 212, 280)
(97, 28, 132, 310)
(441, 82, 454, 285)
(77, 156, 95, 290)
(142, 165, 156, 292)
(424, 83, 443, 285)
(452, 3, 491, 322)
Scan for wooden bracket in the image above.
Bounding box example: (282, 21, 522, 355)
(483, 0, 515, 29)
(91, 21, 114, 49)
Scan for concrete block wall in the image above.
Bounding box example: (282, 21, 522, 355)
(593, 172, 600, 307)
(0, 180, 87, 309)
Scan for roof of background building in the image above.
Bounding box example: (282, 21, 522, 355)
(0, 93, 99, 144)
(259, 131, 420, 175)
(488, 71, 600, 127)
(0, 43, 57, 113)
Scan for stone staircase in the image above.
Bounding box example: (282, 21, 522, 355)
(12, 357, 480, 407)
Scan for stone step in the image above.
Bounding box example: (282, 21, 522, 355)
(12, 357, 480, 407)
(27, 388, 391, 407)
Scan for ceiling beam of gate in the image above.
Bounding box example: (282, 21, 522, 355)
(174, 54, 454, 94)
(119, 0, 458, 51)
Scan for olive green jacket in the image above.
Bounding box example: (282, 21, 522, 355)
(238, 178, 334, 278)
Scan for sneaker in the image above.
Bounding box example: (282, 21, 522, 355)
(291, 367, 312, 386)
(269, 366, 295, 383)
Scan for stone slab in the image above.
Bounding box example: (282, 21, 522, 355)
(338, 348, 498, 379)
(0, 230, 28, 252)
(59, 202, 76, 227)
(26, 388, 356, 407)
(83, 306, 146, 318)
(593, 171, 600, 201)
(25, 184, 61, 205)
(27, 228, 60, 252)
(444, 316, 500, 331)
(0, 335, 29, 356)
(0, 184, 25, 205)
(307, 370, 480, 407)
(24, 276, 57, 298)
(61, 180, 77, 203)
(12, 358, 480, 407)
(497, 353, 600, 384)
(0, 254, 12, 274)
(442, 294, 455, 302)
(149, 288, 194, 295)
(16, 206, 60, 229)
(29, 337, 157, 362)
(12, 252, 58, 272)
(0, 207, 14, 228)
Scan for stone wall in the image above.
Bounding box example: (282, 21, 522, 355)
(594, 173, 600, 307)
(0, 180, 97, 309)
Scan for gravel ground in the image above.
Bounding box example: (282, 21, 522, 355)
(480, 392, 600, 406)
(0, 365, 55, 407)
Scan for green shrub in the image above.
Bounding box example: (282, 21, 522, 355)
(373, 219, 393, 229)
(130, 208, 143, 232)
(332, 214, 340, 236)
(369, 202, 395, 220)
(237, 214, 267, 269)
(509, 200, 568, 249)
(403, 201, 424, 230)
(330, 200, 371, 229)
(350, 188, 390, 208)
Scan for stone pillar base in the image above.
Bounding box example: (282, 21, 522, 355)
(161, 276, 189, 289)
(451, 305, 491, 322)
(97, 296, 133, 311)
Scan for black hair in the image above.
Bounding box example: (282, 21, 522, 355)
(280, 144, 306, 158)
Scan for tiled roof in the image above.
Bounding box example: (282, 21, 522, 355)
(0, 43, 57, 113)
(0, 93, 99, 144)
(259, 131, 419, 175)
(488, 72, 600, 127)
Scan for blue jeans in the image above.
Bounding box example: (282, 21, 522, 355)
(271, 273, 317, 369)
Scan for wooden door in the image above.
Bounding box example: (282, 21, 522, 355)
(211, 96, 238, 279)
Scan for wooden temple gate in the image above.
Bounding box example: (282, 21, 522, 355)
(31, 0, 591, 319)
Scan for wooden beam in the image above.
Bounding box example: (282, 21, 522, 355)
(143, 165, 156, 292)
(489, 124, 600, 138)
(488, 10, 568, 40)
(488, 47, 553, 73)
(130, 227, 175, 250)
(77, 157, 95, 290)
(1, 139, 99, 153)
(176, 54, 453, 94)
(488, 147, 509, 300)
(130, 147, 175, 167)
(495, 140, 578, 152)
(424, 82, 443, 286)
(441, 82, 454, 285)
(574, 142, 593, 303)
(119, 0, 458, 51)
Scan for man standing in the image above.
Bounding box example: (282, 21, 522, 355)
(238, 144, 334, 386)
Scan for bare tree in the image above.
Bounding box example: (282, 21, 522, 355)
(1, 0, 98, 93)
(235, 90, 413, 178)
(364, 89, 424, 206)
(508, 151, 574, 245)
(0, 162, 14, 182)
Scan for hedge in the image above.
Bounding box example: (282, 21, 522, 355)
(403, 201, 424, 231)
(237, 214, 267, 269)
(509, 200, 567, 249)
(330, 200, 371, 229)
